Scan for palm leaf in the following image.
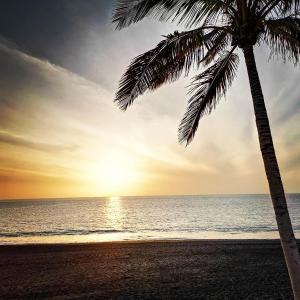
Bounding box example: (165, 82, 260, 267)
(115, 27, 226, 110)
(113, 0, 178, 29)
(201, 29, 230, 65)
(113, 0, 237, 29)
(173, 0, 235, 28)
(258, 0, 300, 18)
(264, 16, 300, 63)
(178, 49, 239, 145)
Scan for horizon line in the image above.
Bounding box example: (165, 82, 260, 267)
(1, 192, 300, 201)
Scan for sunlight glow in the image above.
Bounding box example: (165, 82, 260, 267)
(86, 151, 139, 194)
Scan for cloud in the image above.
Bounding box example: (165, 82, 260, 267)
(0, 1, 111, 76)
(0, 131, 78, 153)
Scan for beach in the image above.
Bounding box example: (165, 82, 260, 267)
(0, 240, 294, 299)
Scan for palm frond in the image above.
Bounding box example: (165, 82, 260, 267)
(258, 0, 300, 18)
(173, 0, 235, 28)
(264, 16, 300, 64)
(115, 27, 226, 110)
(113, 0, 177, 29)
(201, 30, 229, 65)
(178, 49, 239, 145)
(113, 0, 237, 29)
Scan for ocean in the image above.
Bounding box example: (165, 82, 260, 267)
(1, 194, 300, 244)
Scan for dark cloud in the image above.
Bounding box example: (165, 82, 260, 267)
(0, 0, 114, 82)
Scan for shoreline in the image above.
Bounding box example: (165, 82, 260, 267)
(1, 238, 295, 248)
(0, 239, 294, 299)
(0, 238, 291, 248)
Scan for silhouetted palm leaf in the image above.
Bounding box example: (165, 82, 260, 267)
(178, 49, 239, 145)
(259, 0, 300, 17)
(113, 0, 235, 29)
(201, 30, 230, 65)
(115, 27, 228, 110)
(264, 16, 300, 63)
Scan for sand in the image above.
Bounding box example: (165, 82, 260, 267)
(0, 240, 294, 299)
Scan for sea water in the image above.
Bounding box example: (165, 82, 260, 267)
(1, 194, 300, 244)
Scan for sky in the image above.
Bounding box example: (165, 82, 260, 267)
(0, 0, 299, 199)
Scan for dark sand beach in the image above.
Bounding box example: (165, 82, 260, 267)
(0, 240, 294, 299)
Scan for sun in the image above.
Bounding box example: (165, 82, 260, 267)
(100, 158, 135, 187)
(86, 150, 139, 194)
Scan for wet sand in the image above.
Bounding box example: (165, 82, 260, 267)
(0, 240, 295, 299)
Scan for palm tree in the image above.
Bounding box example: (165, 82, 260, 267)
(112, 1, 300, 297)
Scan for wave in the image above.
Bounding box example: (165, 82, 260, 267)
(0, 229, 125, 238)
(136, 226, 278, 233)
(2, 224, 300, 238)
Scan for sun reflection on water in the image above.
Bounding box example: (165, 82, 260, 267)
(105, 196, 123, 230)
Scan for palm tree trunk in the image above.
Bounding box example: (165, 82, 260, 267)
(243, 45, 300, 299)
